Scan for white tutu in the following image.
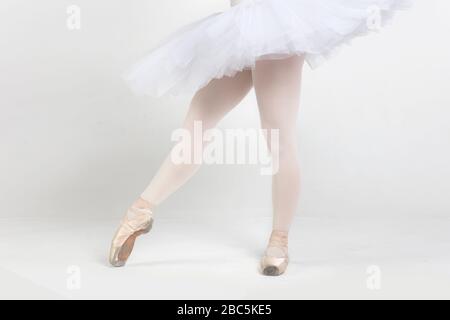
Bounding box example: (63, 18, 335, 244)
(125, 0, 412, 97)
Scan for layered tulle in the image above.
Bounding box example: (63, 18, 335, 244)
(125, 0, 412, 97)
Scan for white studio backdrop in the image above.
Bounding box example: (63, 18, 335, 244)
(1, 0, 449, 220)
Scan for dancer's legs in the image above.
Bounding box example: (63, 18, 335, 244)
(136, 70, 253, 209)
(252, 56, 304, 233)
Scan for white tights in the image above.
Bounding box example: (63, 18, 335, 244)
(141, 55, 304, 233)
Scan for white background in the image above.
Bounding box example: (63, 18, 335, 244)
(1, 0, 450, 300)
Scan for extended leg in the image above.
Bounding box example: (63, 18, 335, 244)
(110, 70, 253, 267)
(139, 70, 253, 208)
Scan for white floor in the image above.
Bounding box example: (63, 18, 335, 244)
(0, 215, 449, 300)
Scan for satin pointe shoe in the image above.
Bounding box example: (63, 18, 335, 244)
(260, 231, 289, 276)
(109, 207, 154, 267)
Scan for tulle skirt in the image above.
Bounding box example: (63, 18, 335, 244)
(125, 0, 412, 97)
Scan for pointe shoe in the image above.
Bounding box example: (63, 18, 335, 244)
(109, 207, 154, 267)
(260, 231, 289, 276)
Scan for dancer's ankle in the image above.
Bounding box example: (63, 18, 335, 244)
(132, 197, 156, 211)
(270, 230, 289, 247)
